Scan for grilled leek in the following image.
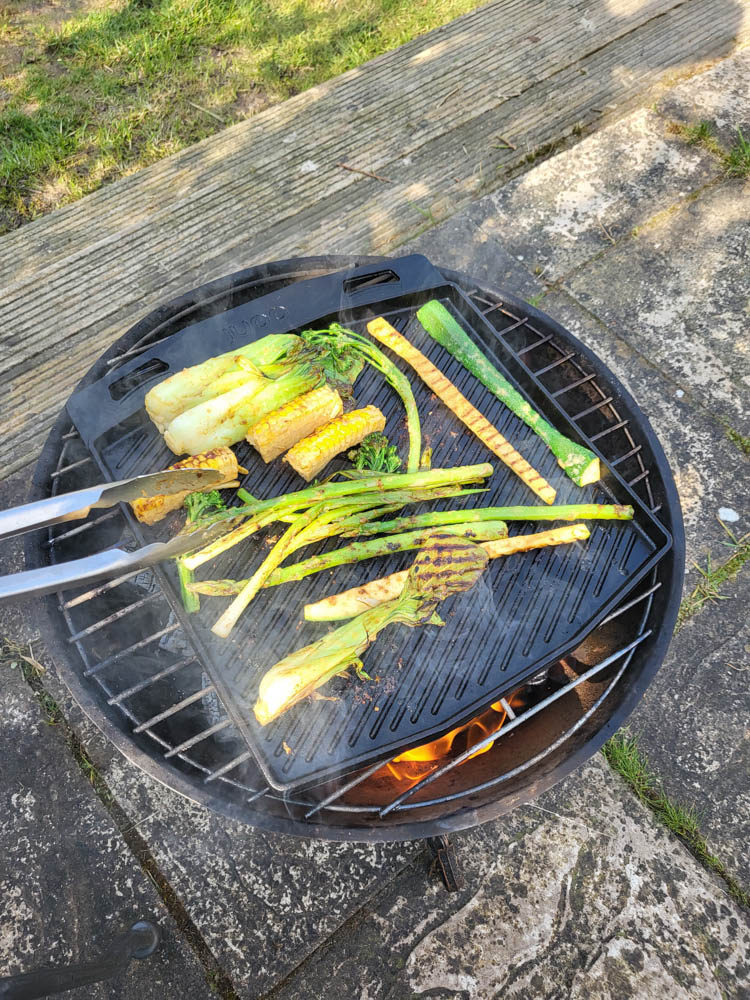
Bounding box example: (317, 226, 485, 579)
(252, 537, 488, 725)
(145, 334, 300, 432)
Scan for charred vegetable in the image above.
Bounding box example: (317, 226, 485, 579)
(159, 336, 363, 455)
(301, 324, 421, 472)
(284, 406, 386, 482)
(252, 537, 488, 725)
(366, 317, 556, 504)
(145, 334, 300, 433)
(177, 483, 229, 614)
(163, 366, 323, 455)
(416, 300, 600, 487)
(180, 462, 493, 573)
(184, 490, 227, 520)
(130, 447, 240, 525)
(195, 521, 508, 606)
(349, 432, 401, 473)
(304, 524, 591, 620)
(246, 385, 343, 462)
(342, 502, 632, 536)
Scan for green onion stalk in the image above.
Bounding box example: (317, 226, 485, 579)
(345, 503, 633, 537)
(416, 300, 601, 487)
(301, 323, 422, 473)
(252, 537, 489, 725)
(212, 502, 327, 638)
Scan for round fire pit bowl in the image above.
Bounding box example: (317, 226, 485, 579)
(26, 255, 685, 842)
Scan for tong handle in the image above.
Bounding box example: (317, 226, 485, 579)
(0, 547, 142, 602)
(0, 488, 103, 542)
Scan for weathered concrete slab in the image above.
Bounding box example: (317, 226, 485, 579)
(539, 289, 749, 577)
(631, 570, 750, 887)
(0, 662, 215, 998)
(471, 108, 719, 282)
(3, 0, 749, 479)
(564, 180, 750, 437)
(269, 757, 750, 1000)
(658, 44, 750, 147)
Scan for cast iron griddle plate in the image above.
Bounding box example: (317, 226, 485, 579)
(66, 256, 671, 791)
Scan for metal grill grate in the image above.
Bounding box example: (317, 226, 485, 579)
(32, 260, 680, 839)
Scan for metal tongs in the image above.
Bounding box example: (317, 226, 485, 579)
(0, 468, 227, 602)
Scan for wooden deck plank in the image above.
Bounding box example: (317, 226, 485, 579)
(1, 0, 747, 478)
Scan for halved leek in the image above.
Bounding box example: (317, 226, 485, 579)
(252, 537, 488, 725)
(145, 334, 300, 432)
(416, 300, 600, 487)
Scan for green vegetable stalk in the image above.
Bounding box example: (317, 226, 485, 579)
(177, 490, 228, 612)
(145, 333, 300, 432)
(267, 520, 506, 585)
(180, 464, 493, 570)
(212, 503, 325, 638)
(301, 323, 421, 472)
(346, 503, 633, 536)
(252, 537, 489, 725)
(191, 521, 507, 598)
(416, 300, 600, 488)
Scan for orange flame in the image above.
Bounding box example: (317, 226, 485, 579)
(384, 691, 524, 785)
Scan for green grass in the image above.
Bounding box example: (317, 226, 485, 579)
(0, 0, 482, 232)
(669, 119, 750, 179)
(725, 127, 750, 179)
(602, 730, 750, 908)
(725, 425, 750, 456)
(676, 528, 750, 631)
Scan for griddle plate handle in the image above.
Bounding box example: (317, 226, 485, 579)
(65, 254, 446, 451)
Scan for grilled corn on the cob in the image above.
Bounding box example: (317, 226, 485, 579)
(131, 447, 241, 525)
(246, 385, 343, 463)
(283, 406, 386, 482)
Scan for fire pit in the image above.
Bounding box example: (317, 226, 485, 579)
(25, 255, 684, 844)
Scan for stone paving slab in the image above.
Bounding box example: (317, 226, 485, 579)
(471, 107, 719, 283)
(0, 662, 214, 999)
(537, 289, 749, 577)
(658, 44, 750, 147)
(0, 470, 418, 998)
(631, 570, 750, 887)
(268, 757, 750, 1000)
(405, 211, 543, 301)
(564, 180, 750, 437)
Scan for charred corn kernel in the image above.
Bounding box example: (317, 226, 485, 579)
(131, 447, 239, 525)
(283, 406, 386, 482)
(246, 386, 343, 463)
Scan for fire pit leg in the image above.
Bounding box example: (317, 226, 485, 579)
(0, 919, 161, 999)
(426, 835, 464, 892)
